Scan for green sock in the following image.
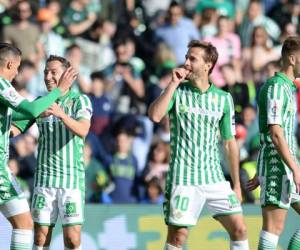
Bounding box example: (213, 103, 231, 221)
(258, 230, 278, 250)
(288, 228, 300, 250)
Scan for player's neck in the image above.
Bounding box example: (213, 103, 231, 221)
(281, 67, 295, 81)
(192, 77, 210, 92)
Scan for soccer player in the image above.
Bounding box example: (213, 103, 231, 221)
(148, 40, 249, 250)
(247, 37, 300, 250)
(12, 55, 92, 250)
(0, 43, 75, 250)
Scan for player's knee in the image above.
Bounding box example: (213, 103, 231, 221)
(34, 230, 48, 246)
(230, 224, 247, 240)
(12, 214, 33, 230)
(168, 228, 188, 246)
(64, 231, 81, 248)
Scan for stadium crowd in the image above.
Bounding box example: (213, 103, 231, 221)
(3, 0, 300, 205)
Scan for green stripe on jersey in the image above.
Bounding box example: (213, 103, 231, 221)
(35, 90, 92, 189)
(167, 82, 235, 186)
(257, 72, 297, 177)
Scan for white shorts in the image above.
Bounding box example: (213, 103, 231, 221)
(0, 167, 30, 218)
(164, 181, 243, 226)
(31, 187, 84, 227)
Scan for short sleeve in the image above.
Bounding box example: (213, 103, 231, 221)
(0, 78, 25, 108)
(74, 94, 93, 121)
(267, 83, 285, 126)
(219, 93, 236, 140)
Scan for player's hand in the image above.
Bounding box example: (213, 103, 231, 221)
(293, 168, 300, 193)
(171, 68, 189, 86)
(46, 103, 65, 119)
(247, 174, 260, 191)
(233, 186, 243, 203)
(58, 66, 78, 93)
(40, 110, 52, 118)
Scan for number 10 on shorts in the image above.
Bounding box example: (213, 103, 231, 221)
(174, 195, 190, 211)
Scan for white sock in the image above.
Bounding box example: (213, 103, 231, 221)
(33, 245, 49, 250)
(230, 239, 249, 250)
(164, 243, 182, 250)
(64, 246, 81, 250)
(258, 230, 279, 250)
(10, 229, 33, 250)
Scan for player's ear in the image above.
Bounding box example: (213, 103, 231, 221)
(289, 54, 296, 66)
(7, 60, 13, 70)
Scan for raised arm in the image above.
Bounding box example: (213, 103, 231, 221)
(148, 68, 187, 123)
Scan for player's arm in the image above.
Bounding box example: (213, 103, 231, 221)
(223, 138, 242, 200)
(0, 67, 76, 119)
(220, 93, 242, 201)
(47, 95, 92, 138)
(148, 68, 188, 122)
(267, 83, 300, 193)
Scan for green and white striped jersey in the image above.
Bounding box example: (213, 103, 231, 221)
(167, 82, 235, 186)
(257, 72, 298, 177)
(0, 77, 25, 170)
(35, 91, 92, 189)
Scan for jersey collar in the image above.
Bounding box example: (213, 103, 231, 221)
(275, 72, 297, 90)
(57, 90, 72, 102)
(186, 80, 216, 94)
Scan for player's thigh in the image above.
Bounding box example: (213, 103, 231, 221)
(58, 188, 85, 226)
(261, 205, 288, 234)
(217, 214, 247, 240)
(31, 187, 58, 227)
(164, 185, 205, 227)
(205, 181, 243, 218)
(7, 211, 33, 229)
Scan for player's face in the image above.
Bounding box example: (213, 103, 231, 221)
(8, 56, 21, 81)
(292, 50, 300, 78)
(184, 47, 211, 81)
(44, 60, 65, 91)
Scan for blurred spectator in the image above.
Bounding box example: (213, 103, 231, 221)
(46, 0, 68, 37)
(142, 140, 169, 188)
(221, 63, 251, 123)
(88, 71, 112, 137)
(153, 42, 177, 76)
(66, 43, 92, 93)
(75, 19, 116, 71)
(3, 0, 43, 64)
(103, 37, 145, 115)
(37, 7, 65, 56)
(14, 60, 36, 100)
(141, 177, 164, 204)
(198, 8, 219, 38)
(155, 1, 199, 64)
(196, 0, 234, 19)
(239, 0, 281, 47)
(107, 129, 140, 203)
(10, 134, 37, 192)
(205, 16, 242, 86)
(141, 0, 171, 20)
(242, 26, 281, 84)
(84, 142, 111, 203)
(63, 0, 97, 37)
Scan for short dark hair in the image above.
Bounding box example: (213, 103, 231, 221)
(46, 55, 70, 69)
(281, 36, 300, 63)
(187, 40, 218, 75)
(0, 43, 22, 66)
(90, 71, 106, 81)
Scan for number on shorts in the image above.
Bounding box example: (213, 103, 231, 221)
(33, 194, 46, 209)
(174, 195, 189, 211)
